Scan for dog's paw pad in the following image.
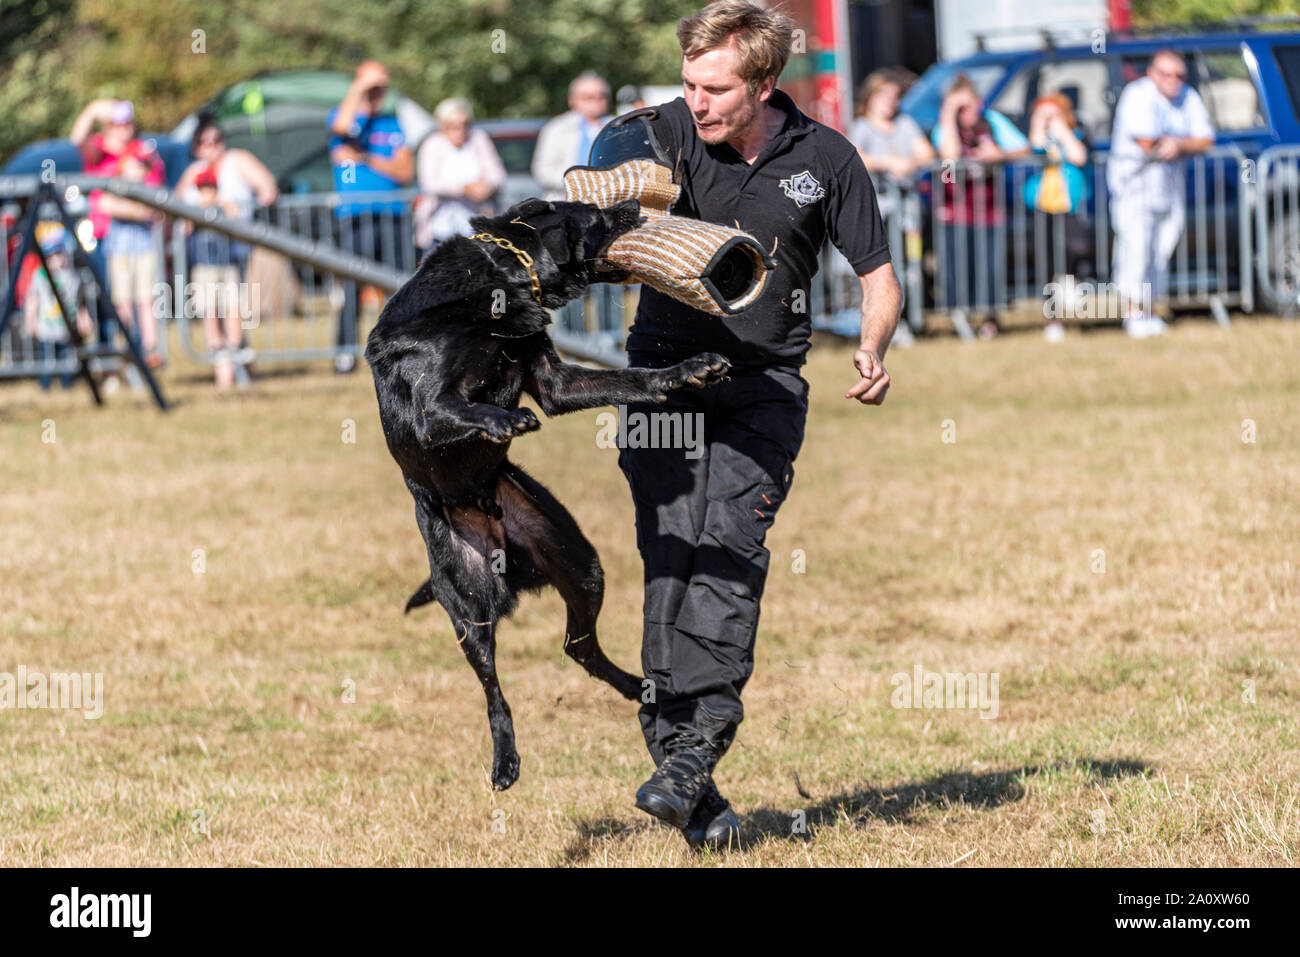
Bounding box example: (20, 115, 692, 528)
(675, 353, 732, 388)
(491, 752, 521, 790)
(509, 410, 540, 433)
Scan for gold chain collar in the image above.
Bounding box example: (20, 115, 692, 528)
(471, 232, 543, 305)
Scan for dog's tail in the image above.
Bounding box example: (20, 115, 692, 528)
(404, 578, 435, 614)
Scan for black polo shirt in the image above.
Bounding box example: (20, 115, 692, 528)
(626, 89, 890, 369)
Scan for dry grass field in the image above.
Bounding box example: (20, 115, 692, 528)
(1, 317, 1296, 866)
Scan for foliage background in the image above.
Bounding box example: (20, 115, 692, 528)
(0, 0, 699, 163)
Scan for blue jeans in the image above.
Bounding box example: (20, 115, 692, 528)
(39, 341, 74, 390)
(336, 214, 414, 352)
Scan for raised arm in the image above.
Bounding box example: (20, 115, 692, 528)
(70, 99, 112, 148)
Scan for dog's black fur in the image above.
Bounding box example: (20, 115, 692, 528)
(365, 198, 731, 790)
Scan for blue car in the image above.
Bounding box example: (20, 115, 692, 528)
(903, 29, 1300, 153)
(899, 27, 1300, 311)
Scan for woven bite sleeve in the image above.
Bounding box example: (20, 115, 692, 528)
(564, 159, 680, 218)
(563, 160, 773, 316)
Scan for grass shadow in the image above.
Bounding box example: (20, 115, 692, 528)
(735, 757, 1151, 850)
(561, 814, 659, 864)
(563, 758, 1151, 859)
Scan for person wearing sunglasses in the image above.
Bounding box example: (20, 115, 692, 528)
(1108, 50, 1215, 339)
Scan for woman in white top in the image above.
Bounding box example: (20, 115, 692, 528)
(175, 119, 278, 388)
(415, 98, 507, 252)
(177, 119, 278, 223)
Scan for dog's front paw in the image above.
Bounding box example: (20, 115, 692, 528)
(492, 749, 521, 790)
(658, 353, 732, 395)
(479, 408, 540, 443)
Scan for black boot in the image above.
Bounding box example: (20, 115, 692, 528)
(682, 781, 741, 849)
(635, 724, 723, 829)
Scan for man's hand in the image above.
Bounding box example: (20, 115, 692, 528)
(333, 144, 366, 165)
(849, 264, 900, 406)
(846, 348, 890, 405)
(464, 179, 495, 203)
(1155, 135, 1181, 161)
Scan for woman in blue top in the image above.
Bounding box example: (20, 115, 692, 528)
(1023, 94, 1090, 342)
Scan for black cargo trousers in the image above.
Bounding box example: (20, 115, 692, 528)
(617, 355, 809, 766)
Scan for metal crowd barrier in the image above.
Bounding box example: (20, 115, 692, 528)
(1254, 145, 1300, 314)
(162, 188, 423, 368)
(4, 147, 1283, 390)
(163, 186, 631, 369)
(811, 179, 925, 339)
(0, 178, 172, 384)
(917, 147, 1252, 339)
(0, 178, 627, 389)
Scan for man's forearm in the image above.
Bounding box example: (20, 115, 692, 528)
(70, 99, 109, 147)
(859, 267, 902, 358)
(332, 88, 363, 136)
(364, 150, 414, 184)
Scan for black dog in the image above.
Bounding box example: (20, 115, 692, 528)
(365, 198, 731, 790)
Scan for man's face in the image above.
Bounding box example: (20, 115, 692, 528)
(359, 63, 391, 113)
(1149, 54, 1187, 101)
(364, 80, 389, 112)
(570, 79, 609, 122)
(682, 41, 771, 146)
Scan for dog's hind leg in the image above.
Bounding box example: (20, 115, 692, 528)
(414, 492, 521, 791)
(447, 608, 520, 791)
(498, 465, 643, 702)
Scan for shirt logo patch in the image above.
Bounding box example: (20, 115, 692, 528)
(779, 170, 826, 207)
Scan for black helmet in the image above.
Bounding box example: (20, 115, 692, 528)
(587, 108, 674, 169)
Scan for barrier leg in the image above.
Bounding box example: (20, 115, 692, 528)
(951, 307, 975, 342)
(1209, 296, 1231, 328)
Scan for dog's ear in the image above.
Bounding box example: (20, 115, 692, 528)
(507, 198, 555, 220)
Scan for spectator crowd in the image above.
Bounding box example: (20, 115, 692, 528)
(5, 48, 1223, 395)
(850, 50, 1214, 340)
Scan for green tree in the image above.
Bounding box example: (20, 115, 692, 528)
(1131, 0, 1296, 26)
(0, 0, 698, 164)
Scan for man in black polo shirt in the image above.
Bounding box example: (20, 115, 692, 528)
(620, 0, 901, 848)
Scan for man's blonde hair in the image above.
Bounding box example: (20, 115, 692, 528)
(677, 1, 794, 94)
